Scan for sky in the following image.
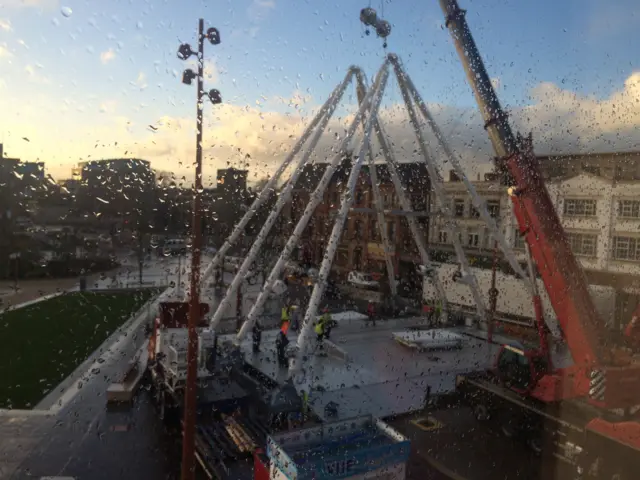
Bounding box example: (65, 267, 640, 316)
(0, 0, 639, 185)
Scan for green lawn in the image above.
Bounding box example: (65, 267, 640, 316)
(0, 289, 159, 409)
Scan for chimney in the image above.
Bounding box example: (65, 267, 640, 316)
(0, 143, 3, 159)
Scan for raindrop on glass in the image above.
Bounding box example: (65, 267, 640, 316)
(61, 6, 73, 18)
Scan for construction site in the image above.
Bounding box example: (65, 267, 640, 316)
(1, 1, 640, 480)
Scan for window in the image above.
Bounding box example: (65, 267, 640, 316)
(387, 221, 396, 242)
(330, 190, 339, 205)
(411, 193, 426, 211)
(470, 206, 480, 219)
(618, 200, 640, 219)
(566, 232, 597, 257)
(438, 230, 448, 244)
(336, 247, 349, 266)
(454, 199, 465, 217)
(353, 247, 363, 270)
(612, 236, 640, 262)
(353, 219, 362, 237)
(487, 200, 500, 219)
(355, 189, 364, 205)
(563, 199, 596, 217)
(340, 219, 349, 243)
(467, 231, 479, 247)
(485, 231, 495, 249)
(369, 218, 379, 241)
(514, 233, 526, 250)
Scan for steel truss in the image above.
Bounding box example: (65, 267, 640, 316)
(200, 53, 527, 385)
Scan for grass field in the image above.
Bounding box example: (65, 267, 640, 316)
(0, 289, 159, 409)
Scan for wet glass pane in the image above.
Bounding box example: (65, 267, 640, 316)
(0, 1, 638, 479)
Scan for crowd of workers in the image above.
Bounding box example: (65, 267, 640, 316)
(248, 295, 442, 368)
(251, 301, 339, 368)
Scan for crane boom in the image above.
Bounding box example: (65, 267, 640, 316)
(438, 0, 607, 368)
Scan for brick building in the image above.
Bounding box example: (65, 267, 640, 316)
(283, 157, 430, 294)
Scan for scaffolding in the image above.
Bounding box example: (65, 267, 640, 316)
(200, 53, 528, 386)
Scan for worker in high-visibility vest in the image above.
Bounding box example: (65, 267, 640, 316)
(314, 314, 326, 355)
(321, 308, 334, 340)
(434, 300, 442, 324)
(281, 304, 291, 326)
(276, 321, 290, 367)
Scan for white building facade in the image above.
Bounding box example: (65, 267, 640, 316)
(427, 173, 640, 329)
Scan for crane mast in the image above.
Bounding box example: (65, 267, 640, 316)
(438, 0, 608, 369)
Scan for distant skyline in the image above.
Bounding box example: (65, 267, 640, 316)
(0, 0, 639, 184)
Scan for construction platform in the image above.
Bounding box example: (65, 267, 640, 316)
(229, 314, 499, 422)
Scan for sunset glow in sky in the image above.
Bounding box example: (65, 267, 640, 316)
(0, 0, 639, 184)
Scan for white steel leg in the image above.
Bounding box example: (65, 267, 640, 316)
(393, 58, 528, 282)
(200, 67, 361, 288)
(288, 62, 390, 380)
(208, 69, 357, 330)
(235, 59, 391, 343)
(353, 70, 397, 298)
(369, 115, 450, 318)
(394, 67, 487, 320)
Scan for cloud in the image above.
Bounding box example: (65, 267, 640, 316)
(4, 69, 640, 186)
(100, 48, 116, 65)
(0, 19, 12, 31)
(519, 71, 640, 153)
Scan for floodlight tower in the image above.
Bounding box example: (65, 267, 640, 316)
(176, 18, 222, 480)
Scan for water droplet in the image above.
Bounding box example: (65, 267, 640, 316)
(136, 21, 143, 30)
(61, 6, 73, 18)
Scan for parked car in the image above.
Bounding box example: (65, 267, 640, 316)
(347, 271, 379, 290)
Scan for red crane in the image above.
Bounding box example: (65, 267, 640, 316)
(439, 3, 640, 472)
(439, 0, 640, 409)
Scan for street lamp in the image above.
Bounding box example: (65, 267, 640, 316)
(177, 18, 222, 480)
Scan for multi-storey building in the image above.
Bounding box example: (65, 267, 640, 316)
(283, 158, 430, 295)
(428, 172, 507, 262)
(428, 151, 640, 328)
